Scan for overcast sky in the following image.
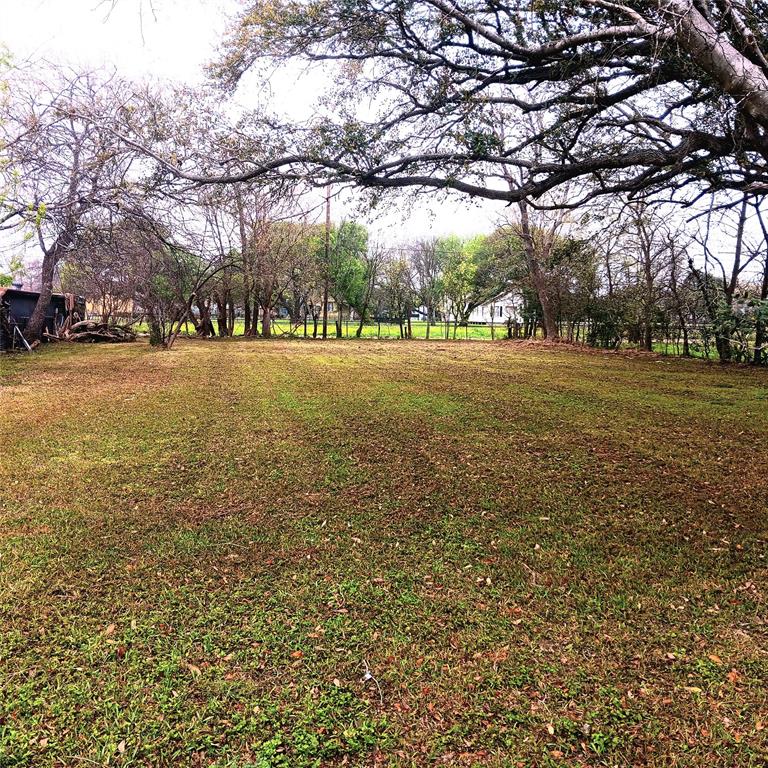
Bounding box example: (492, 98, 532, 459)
(2, 0, 503, 244)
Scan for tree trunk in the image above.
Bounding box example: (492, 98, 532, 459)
(146, 308, 164, 348)
(237, 192, 253, 337)
(243, 297, 251, 336)
(668, 248, 690, 357)
(322, 281, 329, 339)
(261, 305, 272, 338)
(661, 1, 768, 126)
(643, 322, 653, 352)
(248, 293, 259, 335)
(754, 254, 768, 365)
(215, 293, 227, 337)
(195, 298, 215, 337)
(24, 246, 59, 343)
(518, 200, 559, 341)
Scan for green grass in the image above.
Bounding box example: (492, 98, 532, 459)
(137, 319, 513, 341)
(136, 318, 727, 357)
(1, 339, 766, 767)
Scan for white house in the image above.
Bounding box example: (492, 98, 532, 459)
(410, 291, 523, 324)
(440, 291, 523, 324)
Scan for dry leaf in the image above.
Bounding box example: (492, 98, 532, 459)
(105, 624, 116, 636)
(117, 740, 126, 754)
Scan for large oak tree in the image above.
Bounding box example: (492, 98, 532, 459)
(185, 0, 768, 204)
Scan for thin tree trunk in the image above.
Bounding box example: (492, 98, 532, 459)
(322, 282, 329, 339)
(237, 193, 253, 337)
(755, 255, 768, 364)
(518, 200, 559, 341)
(322, 184, 331, 340)
(243, 297, 251, 336)
(227, 297, 235, 336)
(24, 247, 58, 343)
(215, 294, 227, 337)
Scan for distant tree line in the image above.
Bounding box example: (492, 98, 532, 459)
(59, 188, 768, 362)
(1, 63, 766, 362)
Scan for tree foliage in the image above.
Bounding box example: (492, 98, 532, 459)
(194, 1, 768, 206)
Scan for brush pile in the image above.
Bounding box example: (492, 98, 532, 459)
(46, 319, 137, 344)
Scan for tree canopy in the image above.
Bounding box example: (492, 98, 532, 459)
(191, 0, 768, 205)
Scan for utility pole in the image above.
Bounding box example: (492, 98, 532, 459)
(322, 184, 330, 339)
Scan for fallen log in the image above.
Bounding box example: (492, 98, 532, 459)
(46, 321, 137, 344)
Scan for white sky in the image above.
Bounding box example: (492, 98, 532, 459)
(1, 0, 501, 244)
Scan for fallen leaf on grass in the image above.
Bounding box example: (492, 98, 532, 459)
(488, 647, 509, 664)
(185, 663, 201, 677)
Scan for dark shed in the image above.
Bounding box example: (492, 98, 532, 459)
(0, 288, 85, 352)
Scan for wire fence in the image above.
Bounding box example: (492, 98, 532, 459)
(88, 312, 767, 364)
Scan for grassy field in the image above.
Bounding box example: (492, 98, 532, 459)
(136, 320, 724, 358)
(1, 339, 766, 767)
(148, 319, 511, 341)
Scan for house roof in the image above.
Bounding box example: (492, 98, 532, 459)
(0, 287, 78, 302)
